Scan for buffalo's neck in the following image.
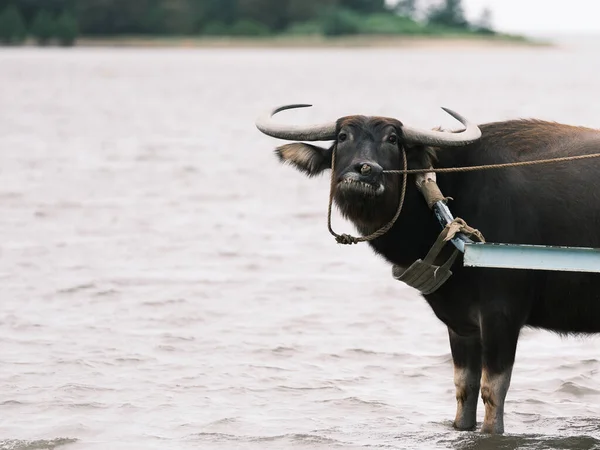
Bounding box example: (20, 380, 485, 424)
(366, 182, 446, 268)
(359, 144, 470, 267)
(363, 145, 469, 268)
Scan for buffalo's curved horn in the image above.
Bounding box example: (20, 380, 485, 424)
(402, 107, 481, 147)
(255, 104, 337, 141)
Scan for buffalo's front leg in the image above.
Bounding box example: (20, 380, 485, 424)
(448, 328, 481, 430)
(479, 312, 520, 434)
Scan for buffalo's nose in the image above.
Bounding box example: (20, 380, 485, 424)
(354, 162, 383, 180)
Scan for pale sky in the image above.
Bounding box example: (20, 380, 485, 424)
(461, 0, 600, 34)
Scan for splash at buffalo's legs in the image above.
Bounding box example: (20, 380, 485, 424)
(448, 329, 481, 430)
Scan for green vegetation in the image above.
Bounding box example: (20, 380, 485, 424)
(31, 10, 55, 45)
(0, 0, 78, 46)
(0, 0, 529, 47)
(321, 8, 361, 37)
(0, 5, 26, 44)
(428, 0, 468, 29)
(55, 11, 78, 46)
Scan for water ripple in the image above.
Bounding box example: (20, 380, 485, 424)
(0, 439, 77, 450)
(3, 42, 600, 449)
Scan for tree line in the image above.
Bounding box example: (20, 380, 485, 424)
(0, 0, 494, 46)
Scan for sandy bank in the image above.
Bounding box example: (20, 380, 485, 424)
(76, 35, 551, 50)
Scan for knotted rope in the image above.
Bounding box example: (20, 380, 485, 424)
(444, 217, 485, 243)
(327, 147, 408, 245)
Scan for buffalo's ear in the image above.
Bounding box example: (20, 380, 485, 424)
(275, 143, 332, 177)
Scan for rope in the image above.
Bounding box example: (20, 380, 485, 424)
(383, 151, 600, 175)
(327, 147, 408, 245)
(327, 148, 600, 245)
(444, 217, 485, 243)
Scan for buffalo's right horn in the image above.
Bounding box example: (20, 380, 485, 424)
(255, 104, 337, 141)
(402, 108, 481, 147)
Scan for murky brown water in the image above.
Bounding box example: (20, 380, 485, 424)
(2, 38, 600, 450)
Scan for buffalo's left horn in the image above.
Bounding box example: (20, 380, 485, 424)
(402, 107, 481, 147)
(255, 104, 337, 141)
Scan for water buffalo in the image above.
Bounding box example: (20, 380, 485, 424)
(256, 104, 600, 434)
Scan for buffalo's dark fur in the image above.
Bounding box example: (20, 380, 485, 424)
(274, 115, 600, 433)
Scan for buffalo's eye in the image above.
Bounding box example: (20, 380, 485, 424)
(388, 134, 398, 144)
(338, 132, 347, 142)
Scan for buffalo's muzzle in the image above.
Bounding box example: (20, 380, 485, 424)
(337, 161, 385, 196)
(354, 161, 383, 184)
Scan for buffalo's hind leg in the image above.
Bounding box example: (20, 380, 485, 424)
(448, 328, 481, 430)
(479, 311, 520, 434)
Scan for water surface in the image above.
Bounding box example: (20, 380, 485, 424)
(1, 38, 600, 449)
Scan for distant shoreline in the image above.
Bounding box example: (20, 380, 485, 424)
(74, 35, 552, 50)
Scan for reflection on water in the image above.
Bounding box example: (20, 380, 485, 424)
(1, 38, 600, 449)
(448, 432, 600, 450)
